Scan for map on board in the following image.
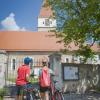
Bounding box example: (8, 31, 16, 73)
(63, 66, 79, 80)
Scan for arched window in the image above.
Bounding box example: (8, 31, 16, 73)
(12, 59, 16, 70)
(45, 19, 50, 26)
(65, 58, 69, 63)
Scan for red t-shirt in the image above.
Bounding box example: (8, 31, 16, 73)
(16, 64, 30, 86)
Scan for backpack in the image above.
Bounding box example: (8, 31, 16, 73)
(39, 67, 50, 87)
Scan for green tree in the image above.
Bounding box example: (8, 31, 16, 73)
(48, 0, 100, 62)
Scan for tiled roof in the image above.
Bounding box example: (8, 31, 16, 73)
(0, 31, 63, 51)
(0, 31, 99, 52)
(39, 6, 53, 18)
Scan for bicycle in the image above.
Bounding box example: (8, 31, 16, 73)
(49, 78, 64, 100)
(23, 82, 42, 100)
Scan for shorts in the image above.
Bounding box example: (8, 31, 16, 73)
(40, 86, 50, 92)
(16, 85, 24, 95)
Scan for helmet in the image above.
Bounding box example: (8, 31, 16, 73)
(24, 57, 32, 65)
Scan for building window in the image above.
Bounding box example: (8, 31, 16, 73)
(43, 21, 44, 24)
(50, 21, 52, 24)
(45, 19, 50, 26)
(65, 58, 69, 63)
(72, 55, 78, 63)
(12, 59, 16, 70)
(79, 58, 84, 63)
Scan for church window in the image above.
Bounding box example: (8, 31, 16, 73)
(65, 58, 69, 63)
(45, 19, 50, 26)
(12, 59, 16, 70)
(79, 58, 84, 63)
(50, 21, 52, 24)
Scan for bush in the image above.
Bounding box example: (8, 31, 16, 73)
(0, 88, 7, 99)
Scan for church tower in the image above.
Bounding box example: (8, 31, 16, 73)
(38, 0, 56, 31)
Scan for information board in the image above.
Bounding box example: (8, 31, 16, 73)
(63, 66, 79, 80)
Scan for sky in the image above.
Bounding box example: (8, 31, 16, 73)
(0, 0, 43, 31)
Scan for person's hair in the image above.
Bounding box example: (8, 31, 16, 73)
(24, 57, 32, 65)
(42, 61, 47, 66)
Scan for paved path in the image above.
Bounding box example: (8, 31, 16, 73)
(64, 93, 100, 100)
(3, 93, 100, 100)
(4, 96, 15, 100)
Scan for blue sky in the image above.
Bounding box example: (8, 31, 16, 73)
(0, 0, 43, 31)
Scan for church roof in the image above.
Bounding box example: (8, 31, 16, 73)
(0, 31, 63, 51)
(39, 0, 53, 18)
(39, 6, 53, 18)
(0, 31, 99, 52)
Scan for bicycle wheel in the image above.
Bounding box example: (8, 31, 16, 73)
(30, 92, 38, 100)
(54, 91, 64, 100)
(32, 90, 42, 100)
(48, 90, 52, 100)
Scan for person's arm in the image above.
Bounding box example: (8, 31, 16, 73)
(26, 74, 30, 82)
(49, 69, 55, 76)
(26, 67, 30, 82)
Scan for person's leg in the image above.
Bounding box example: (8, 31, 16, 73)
(40, 86, 44, 100)
(45, 91, 49, 100)
(40, 87, 50, 100)
(40, 92, 45, 100)
(26, 91, 30, 100)
(16, 85, 20, 100)
(16, 85, 23, 100)
(16, 94, 23, 100)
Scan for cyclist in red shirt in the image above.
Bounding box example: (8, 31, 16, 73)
(16, 57, 32, 100)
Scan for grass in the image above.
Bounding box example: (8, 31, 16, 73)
(0, 88, 8, 100)
(7, 77, 16, 83)
(7, 76, 39, 83)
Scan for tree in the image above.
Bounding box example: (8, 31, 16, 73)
(48, 0, 100, 62)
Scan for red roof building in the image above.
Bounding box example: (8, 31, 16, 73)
(0, 0, 99, 65)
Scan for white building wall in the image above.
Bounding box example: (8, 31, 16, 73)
(62, 54, 73, 63)
(38, 27, 56, 31)
(61, 54, 100, 64)
(62, 54, 82, 63)
(7, 52, 100, 72)
(7, 51, 53, 70)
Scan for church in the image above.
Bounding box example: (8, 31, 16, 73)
(0, 0, 100, 72)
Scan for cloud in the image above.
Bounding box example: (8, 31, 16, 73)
(1, 13, 26, 31)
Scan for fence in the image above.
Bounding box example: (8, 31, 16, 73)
(0, 59, 48, 97)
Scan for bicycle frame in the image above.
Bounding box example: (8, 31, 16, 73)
(49, 77, 65, 100)
(50, 80, 56, 100)
(23, 82, 42, 100)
